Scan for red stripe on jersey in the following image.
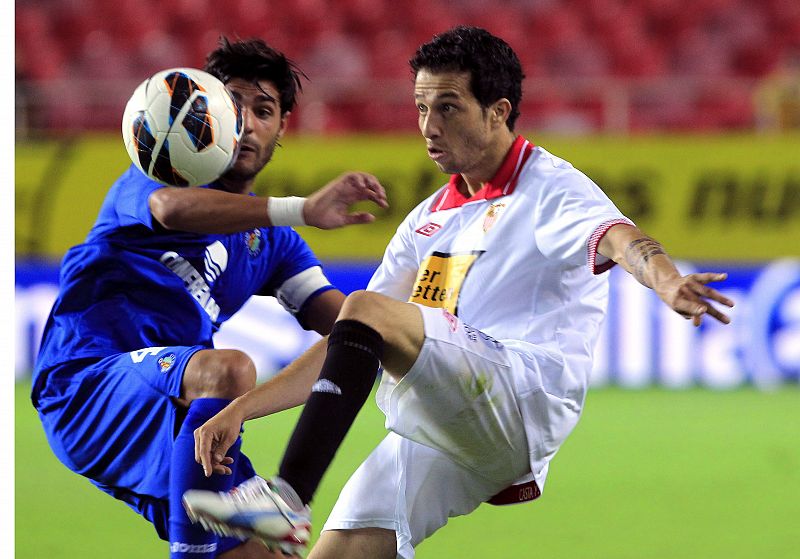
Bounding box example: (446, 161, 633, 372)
(588, 218, 635, 275)
(429, 136, 535, 212)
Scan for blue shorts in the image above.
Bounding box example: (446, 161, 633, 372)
(34, 345, 257, 552)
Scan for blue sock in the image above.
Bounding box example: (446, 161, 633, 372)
(169, 398, 241, 558)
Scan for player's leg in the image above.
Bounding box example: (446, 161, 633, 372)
(336, 289, 426, 376)
(35, 348, 217, 552)
(36, 346, 273, 558)
(306, 432, 403, 559)
(101, 487, 276, 559)
(184, 294, 532, 553)
(170, 349, 261, 558)
(311, 432, 503, 559)
(308, 528, 396, 559)
(183, 292, 421, 550)
(179, 348, 258, 403)
(276, 291, 423, 505)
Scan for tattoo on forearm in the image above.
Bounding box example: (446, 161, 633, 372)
(624, 237, 666, 285)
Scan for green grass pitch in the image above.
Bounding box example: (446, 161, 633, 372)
(15, 382, 799, 558)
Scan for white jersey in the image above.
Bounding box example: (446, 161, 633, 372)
(367, 136, 632, 481)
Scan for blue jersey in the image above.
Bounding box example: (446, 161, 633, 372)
(33, 165, 332, 393)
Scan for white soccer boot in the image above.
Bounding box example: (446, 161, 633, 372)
(183, 476, 311, 556)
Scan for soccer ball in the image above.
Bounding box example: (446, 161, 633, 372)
(122, 68, 242, 187)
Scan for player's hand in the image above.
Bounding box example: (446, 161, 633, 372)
(303, 172, 388, 229)
(194, 405, 244, 477)
(655, 272, 735, 326)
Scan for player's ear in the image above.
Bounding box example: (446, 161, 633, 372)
(278, 111, 291, 139)
(490, 99, 511, 129)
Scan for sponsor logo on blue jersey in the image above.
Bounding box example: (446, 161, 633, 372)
(160, 240, 229, 322)
(203, 240, 228, 284)
(170, 542, 218, 554)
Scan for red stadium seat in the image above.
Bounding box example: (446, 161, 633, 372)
(14, 0, 798, 132)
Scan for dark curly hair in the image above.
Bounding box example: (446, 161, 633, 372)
(410, 26, 525, 131)
(204, 36, 306, 115)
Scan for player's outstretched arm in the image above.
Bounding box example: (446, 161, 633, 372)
(194, 289, 345, 476)
(598, 224, 735, 326)
(195, 337, 329, 476)
(148, 172, 387, 234)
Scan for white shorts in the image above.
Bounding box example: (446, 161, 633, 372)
(323, 306, 542, 558)
(323, 432, 503, 558)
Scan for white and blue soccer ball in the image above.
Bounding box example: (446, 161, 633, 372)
(122, 67, 242, 187)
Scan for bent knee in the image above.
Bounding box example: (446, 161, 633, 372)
(183, 349, 256, 400)
(336, 292, 425, 376)
(338, 290, 393, 329)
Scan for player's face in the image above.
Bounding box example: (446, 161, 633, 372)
(414, 70, 496, 178)
(223, 78, 288, 186)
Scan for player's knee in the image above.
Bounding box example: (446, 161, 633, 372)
(187, 349, 256, 400)
(211, 350, 257, 398)
(338, 290, 389, 332)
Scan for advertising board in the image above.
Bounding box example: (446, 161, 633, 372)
(16, 260, 799, 387)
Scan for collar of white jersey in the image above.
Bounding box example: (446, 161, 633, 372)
(429, 135, 535, 212)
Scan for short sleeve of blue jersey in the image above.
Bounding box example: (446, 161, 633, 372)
(258, 227, 328, 297)
(89, 165, 164, 237)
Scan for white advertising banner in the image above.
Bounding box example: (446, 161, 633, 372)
(15, 260, 800, 387)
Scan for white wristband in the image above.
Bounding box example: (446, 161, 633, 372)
(267, 196, 306, 227)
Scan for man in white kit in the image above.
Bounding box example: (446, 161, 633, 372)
(183, 26, 735, 558)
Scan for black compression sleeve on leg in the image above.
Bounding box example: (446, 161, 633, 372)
(278, 319, 383, 505)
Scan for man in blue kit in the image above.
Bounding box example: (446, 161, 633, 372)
(30, 37, 387, 559)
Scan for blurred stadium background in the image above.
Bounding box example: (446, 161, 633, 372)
(15, 0, 799, 557)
